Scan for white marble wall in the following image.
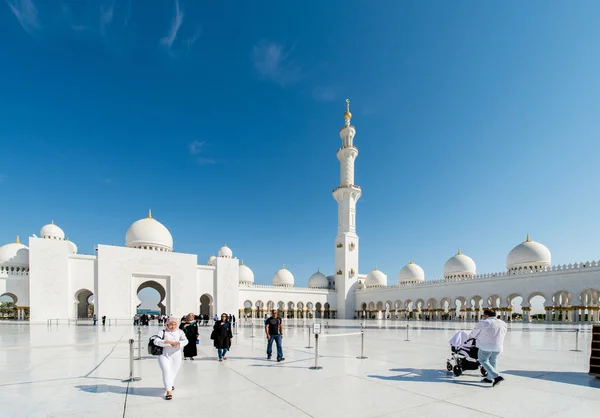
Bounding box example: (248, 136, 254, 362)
(29, 237, 70, 322)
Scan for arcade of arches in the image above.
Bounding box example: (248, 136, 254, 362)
(356, 289, 600, 323)
(241, 300, 334, 319)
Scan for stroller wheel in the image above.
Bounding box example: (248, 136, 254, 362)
(446, 362, 453, 372)
(453, 365, 462, 377)
(480, 366, 488, 377)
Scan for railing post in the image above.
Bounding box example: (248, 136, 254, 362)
(251, 320, 255, 338)
(571, 329, 581, 352)
(357, 330, 367, 359)
(136, 328, 142, 360)
(405, 324, 410, 341)
(306, 325, 313, 348)
(309, 334, 322, 370)
(122, 339, 141, 382)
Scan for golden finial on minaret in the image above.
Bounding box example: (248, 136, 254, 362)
(15, 235, 20, 244)
(344, 98, 352, 120)
(409, 258, 413, 264)
(281, 264, 285, 270)
(148, 209, 152, 219)
(51, 220, 54, 225)
(526, 234, 531, 242)
(457, 248, 461, 255)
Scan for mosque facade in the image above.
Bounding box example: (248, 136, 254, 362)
(1, 102, 599, 323)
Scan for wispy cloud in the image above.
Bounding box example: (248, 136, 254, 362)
(100, 4, 114, 35)
(6, 0, 40, 34)
(189, 140, 206, 155)
(313, 86, 336, 102)
(160, 0, 183, 49)
(188, 140, 216, 165)
(253, 41, 302, 86)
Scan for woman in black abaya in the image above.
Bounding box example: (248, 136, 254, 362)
(180, 313, 199, 360)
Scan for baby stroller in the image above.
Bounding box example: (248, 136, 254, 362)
(446, 330, 488, 377)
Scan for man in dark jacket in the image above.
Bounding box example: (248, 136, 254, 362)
(265, 309, 285, 362)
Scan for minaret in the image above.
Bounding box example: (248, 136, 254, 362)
(333, 99, 361, 319)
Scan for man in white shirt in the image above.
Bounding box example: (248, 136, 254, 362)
(470, 309, 508, 387)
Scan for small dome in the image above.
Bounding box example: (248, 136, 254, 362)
(365, 267, 387, 288)
(444, 249, 476, 279)
(272, 265, 294, 287)
(308, 269, 329, 289)
(398, 260, 425, 283)
(239, 261, 255, 284)
(218, 245, 232, 258)
(507, 234, 551, 270)
(0, 237, 29, 267)
(40, 221, 65, 240)
(207, 255, 217, 266)
(66, 238, 78, 254)
(125, 210, 173, 251)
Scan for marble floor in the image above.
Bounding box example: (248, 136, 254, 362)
(0, 319, 598, 418)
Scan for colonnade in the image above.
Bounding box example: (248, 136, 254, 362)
(242, 309, 336, 319)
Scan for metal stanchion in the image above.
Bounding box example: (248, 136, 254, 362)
(571, 329, 581, 352)
(309, 334, 322, 370)
(405, 324, 410, 341)
(306, 325, 313, 348)
(326, 321, 329, 333)
(123, 339, 141, 382)
(357, 330, 367, 359)
(251, 320, 255, 338)
(136, 328, 142, 360)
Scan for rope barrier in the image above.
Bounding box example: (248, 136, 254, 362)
(319, 332, 362, 338)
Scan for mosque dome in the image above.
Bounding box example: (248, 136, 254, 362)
(218, 245, 232, 258)
(40, 221, 65, 240)
(506, 235, 551, 271)
(308, 269, 329, 289)
(0, 237, 29, 267)
(365, 267, 387, 288)
(239, 261, 255, 285)
(66, 238, 78, 254)
(398, 260, 425, 284)
(207, 255, 217, 266)
(443, 249, 476, 279)
(272, 265, 294, 287)
(125, 210, 173, 252)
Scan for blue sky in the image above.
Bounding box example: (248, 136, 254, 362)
(2, 1, 600, 305)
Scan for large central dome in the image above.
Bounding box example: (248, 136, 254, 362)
(125, 210, 173, 252)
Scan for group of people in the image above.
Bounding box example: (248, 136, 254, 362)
(152, 308, 507, 401)
(153, 310, 283, 400)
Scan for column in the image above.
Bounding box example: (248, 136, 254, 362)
(545, 306, 553, 322)
(522, 306, 531, 322)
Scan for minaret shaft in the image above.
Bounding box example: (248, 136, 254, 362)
(333, 99, 360, 319)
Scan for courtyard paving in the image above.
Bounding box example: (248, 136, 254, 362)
(0, 319, 598, 417)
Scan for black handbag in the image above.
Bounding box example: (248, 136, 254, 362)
(148, 330, 165, 356)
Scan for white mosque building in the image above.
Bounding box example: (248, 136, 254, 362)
(1, 101, 599, 323)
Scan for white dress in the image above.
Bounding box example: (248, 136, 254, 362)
(154, 328, 189, 391)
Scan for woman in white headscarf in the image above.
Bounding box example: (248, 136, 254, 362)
(153, 316, 188, 400)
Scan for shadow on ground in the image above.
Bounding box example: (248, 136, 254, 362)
(75, 384, 163, 397)
(369, 368, 487, 387)
(502, 370, 600, 388)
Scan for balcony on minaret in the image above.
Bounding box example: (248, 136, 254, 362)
(332, 184, 361, 193)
